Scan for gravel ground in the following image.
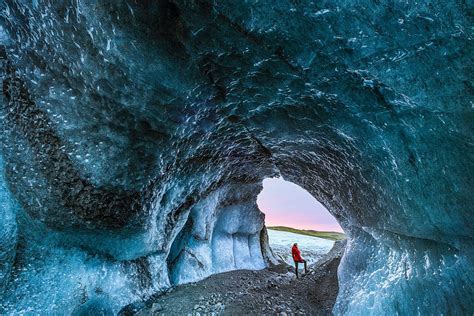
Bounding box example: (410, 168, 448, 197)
(121, 241, 346, 316)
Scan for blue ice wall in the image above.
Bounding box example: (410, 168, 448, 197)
(0, 154, 18, 295)
(0, 0, 473, 314)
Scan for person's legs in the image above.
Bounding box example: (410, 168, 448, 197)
(304, 259, 308, 273)
(294, 261, 299, 278)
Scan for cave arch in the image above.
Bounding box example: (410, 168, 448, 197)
(0, 0, 472, 315)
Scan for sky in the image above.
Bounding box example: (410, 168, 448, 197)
(257, 177, 343, 233)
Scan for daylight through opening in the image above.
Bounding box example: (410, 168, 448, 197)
(257, 177, 345, 267)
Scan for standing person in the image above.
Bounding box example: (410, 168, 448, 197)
(291, 243, 308, 278)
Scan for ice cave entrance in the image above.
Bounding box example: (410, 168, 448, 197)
(257, 177, 344, 266)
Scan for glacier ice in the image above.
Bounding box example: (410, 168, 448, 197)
(167, 182, 268, 285)
(267, 229, 335, 266)
(0, 155, 18, 295)
(0, 0, 473, 314)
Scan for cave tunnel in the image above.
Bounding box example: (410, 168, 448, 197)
(0, 0, 472, 314)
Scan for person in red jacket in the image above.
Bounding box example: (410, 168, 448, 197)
(292, 243, 308, 278)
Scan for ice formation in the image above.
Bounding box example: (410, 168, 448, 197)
(0, 0, 472, 314)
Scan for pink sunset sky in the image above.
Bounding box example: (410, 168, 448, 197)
(257, 177, 343, 233)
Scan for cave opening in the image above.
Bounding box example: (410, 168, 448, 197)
(257, 177, 345, 267)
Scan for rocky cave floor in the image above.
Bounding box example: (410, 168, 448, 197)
(121, 241, 345, 316)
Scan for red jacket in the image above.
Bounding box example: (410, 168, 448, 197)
(292, 245, 303, 262)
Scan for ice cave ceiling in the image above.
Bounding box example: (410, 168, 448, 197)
(0, 0, 473, 314)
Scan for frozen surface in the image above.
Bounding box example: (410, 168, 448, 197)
(168, 184, 267, 285)
(0, 155, 18, 294)
(0, 0, 472, 315)
(267, 229, 334, 266)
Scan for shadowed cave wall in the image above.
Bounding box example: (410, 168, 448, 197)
(0, 0, 473, 314)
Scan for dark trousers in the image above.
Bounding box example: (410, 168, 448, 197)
(294, 259, 307, 278)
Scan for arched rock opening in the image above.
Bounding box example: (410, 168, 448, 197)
(0, 0, 472, 314)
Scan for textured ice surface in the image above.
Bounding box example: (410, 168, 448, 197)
(167, 183, 267, 285)
(0, 0, 473, 314)
(267, 229, 334, 266)
(0, 155, 18, 294)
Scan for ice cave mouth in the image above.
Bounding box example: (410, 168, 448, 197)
(0, 0, 472, 315)
(257, 177, 345, 266)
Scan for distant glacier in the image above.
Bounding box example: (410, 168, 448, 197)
(268, 229, 335, 266)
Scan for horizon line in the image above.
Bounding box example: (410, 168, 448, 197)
(267, 225, 345, 234)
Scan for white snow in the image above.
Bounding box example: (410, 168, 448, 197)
(267, 229, 334, 266)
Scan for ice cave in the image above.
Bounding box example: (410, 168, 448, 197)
(0, 0, 472, 314)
